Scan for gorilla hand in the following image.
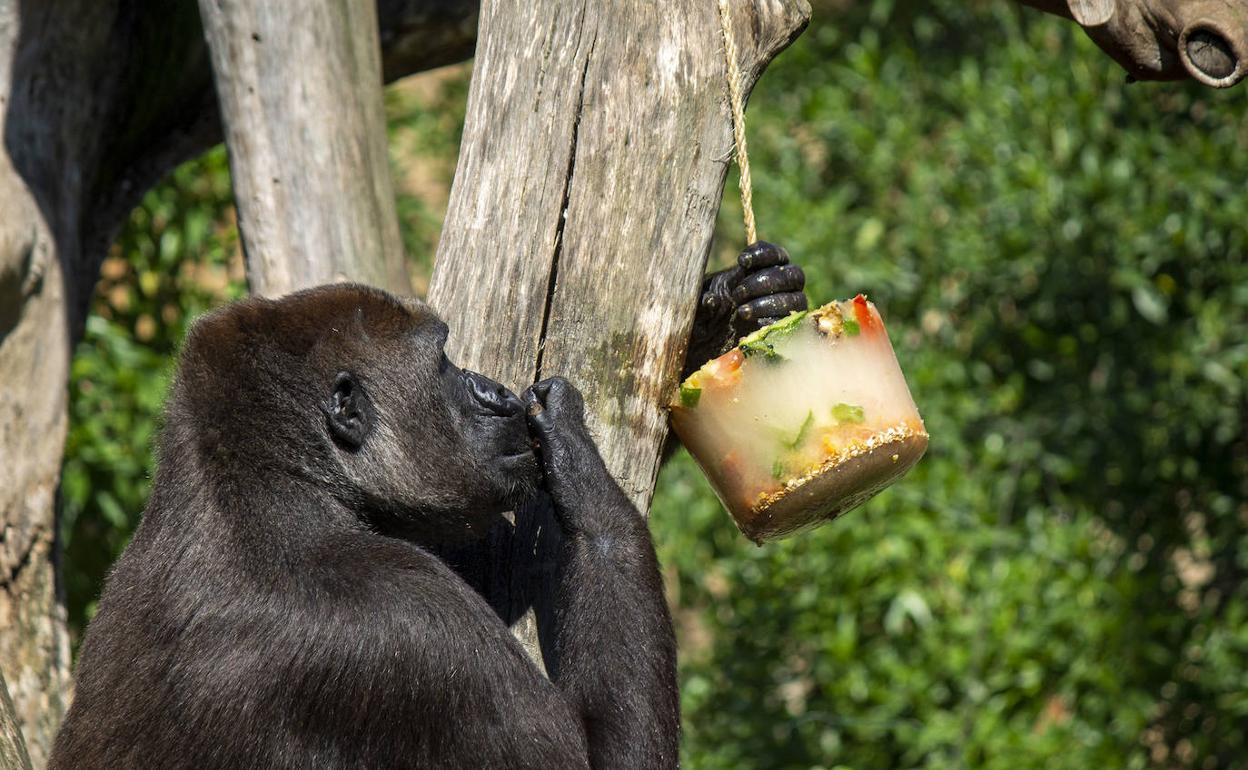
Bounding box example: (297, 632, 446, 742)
(522, 377, 637, 535)
(685, 241, 807, 377)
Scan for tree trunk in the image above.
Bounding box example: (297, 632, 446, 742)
(427, 0, 809, 668)
(1, 4, 105, 763)
(0, 669, 33, 770)
(198, 0, 410, 296)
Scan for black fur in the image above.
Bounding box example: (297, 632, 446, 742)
(684, 241, 807, 378)
(51, 285, 678, 769)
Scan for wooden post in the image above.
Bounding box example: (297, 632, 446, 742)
(428, 0, 809, 666)
(1, 5, 102, 763)
(198, 0, 411, 296)
(0, 670, 33, 770)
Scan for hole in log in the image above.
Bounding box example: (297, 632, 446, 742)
(1187, 28, 1236, 78)
(1180, 23, 1244, 87)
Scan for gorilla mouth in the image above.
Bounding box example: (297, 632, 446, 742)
(484, 412, 540, 497)
(454, 369, 541, 500)
(498, 446, 536, 467)
(497, 446, 540, 505)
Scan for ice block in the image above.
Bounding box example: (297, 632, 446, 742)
(669, 295, 928, 543)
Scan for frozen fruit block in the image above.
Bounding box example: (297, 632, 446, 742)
(669, 295, 928, 543)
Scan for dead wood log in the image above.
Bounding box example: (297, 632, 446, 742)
(197, 0, 410, 295)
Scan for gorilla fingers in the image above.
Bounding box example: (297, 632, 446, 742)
(684, 240, 808, 378)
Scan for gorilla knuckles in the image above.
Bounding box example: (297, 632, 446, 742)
(683, 240, 808, 379)
(522, 376, 620, 529)
(178, 283, 539, 542)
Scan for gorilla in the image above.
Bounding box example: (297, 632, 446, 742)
(50, 243, 804, 769)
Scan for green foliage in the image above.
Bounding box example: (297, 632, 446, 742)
(59, 3, 1248, 767)
(655, 0, 1248, 767)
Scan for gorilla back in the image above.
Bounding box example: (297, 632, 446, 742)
(51, 284, 678, 770)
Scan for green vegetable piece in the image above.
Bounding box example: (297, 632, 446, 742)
(771, 458, 788, 480)
(832, 403, 865, 424)
(842, 318, 861, 336)
(785, 411, 815, 449)
(740, 338, 781, 361)
(737, 309, 809, 361)
(766, 309, 809, 335)
(679, 384, 702, 408)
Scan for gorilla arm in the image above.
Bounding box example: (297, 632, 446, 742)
(295, 378, 678, 770)
(298, 533, 596, 769)
(523, 378, 680, 770)
(308, 399, 680, 770)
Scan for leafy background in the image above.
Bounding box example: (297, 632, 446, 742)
(61, 1, 1247, 767)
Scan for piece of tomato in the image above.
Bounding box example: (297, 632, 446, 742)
(702, 348, 745, 389)
(852, 294, 877, 335)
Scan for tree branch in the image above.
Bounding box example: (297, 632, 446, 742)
(1017, 0, 1247, 87)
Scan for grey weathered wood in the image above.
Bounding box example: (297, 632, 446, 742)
(1067, 0, 1114, 26)
(0, 670, 33, 770)
(1, 3, 107, 763)
(1017, 0, 1248, 87)
(428, 0, 809, 666)
(0, 183, 68, 770)
(198, 0, 411, 296)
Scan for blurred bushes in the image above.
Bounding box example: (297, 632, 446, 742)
(656, 1, 1247, 767)
(61, 1, 1246, 767)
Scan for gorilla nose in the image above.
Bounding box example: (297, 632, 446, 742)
(463, 370, 523, 417)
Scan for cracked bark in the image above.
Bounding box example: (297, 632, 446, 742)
(0, 668, 32, 770)
(427, 0, 810, 670)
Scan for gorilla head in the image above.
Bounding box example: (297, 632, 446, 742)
(175, 283, 539, 543)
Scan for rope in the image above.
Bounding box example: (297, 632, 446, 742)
(717, 0, 757, 245)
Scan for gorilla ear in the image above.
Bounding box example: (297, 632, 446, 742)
(324, 372, 372, 450)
